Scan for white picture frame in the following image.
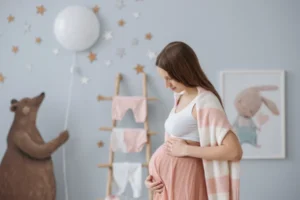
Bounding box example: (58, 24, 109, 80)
(220, 70, 286, 159)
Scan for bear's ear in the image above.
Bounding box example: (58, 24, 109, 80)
(10, 99, 18, 112)
(11, 99, 18, 104)
(10, 104, 17, 112)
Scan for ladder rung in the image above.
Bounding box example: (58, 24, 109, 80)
(97, 95, 157, 101)
(99, 127, 157, 135)
(98, 163, 148, 168)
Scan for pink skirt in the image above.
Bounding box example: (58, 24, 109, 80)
(149, 142, 208, 200)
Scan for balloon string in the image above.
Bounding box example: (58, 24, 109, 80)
(63, 52, 76, 200)
(64, 53, 76, 129)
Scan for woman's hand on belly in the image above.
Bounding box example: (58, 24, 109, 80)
(166, 137, 188, 157)
(144, 175, 164, 194)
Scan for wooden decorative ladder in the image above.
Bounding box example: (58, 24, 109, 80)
(97, 72, 157, 200)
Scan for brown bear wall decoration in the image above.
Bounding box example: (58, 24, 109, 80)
(0, 92, 70, 200)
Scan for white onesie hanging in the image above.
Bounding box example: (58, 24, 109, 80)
(112, 162, 142, 198)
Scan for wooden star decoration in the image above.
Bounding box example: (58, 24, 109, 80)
(134, 64, 144, 74)
(97, 140, 104, 148)
(118, 19, 126, 27)
(93, 5, 100, 13)
(145, 33, 153, 40)
(12, 46, 19, 54)
(35, 37, 42, 44)
(0, 73, 5, 83)
(88, 52, 97, 62)
(36, 5, 46, 15)
(7, 15, 15, 23)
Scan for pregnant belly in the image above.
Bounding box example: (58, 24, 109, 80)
(148, 144, 170, 182)
(148, 142, 207, 200)
(149, 141, 202, 182)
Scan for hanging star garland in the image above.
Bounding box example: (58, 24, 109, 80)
(7, 15, 15, 23)
(97, 140, 104, 148)
(93, 5, 100, 13)
(0, 73, 5, 83)
(12, 46, 19, 54)
(36, 5, 46, 15)
(35, 37, 42, 44)
(88, 52, 97, 62)
(145, 33, 153, 40)
(118, 19, 126, 27)
(134, 64, 144, 74)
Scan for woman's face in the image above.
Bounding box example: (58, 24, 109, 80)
(156, 67, 186, 93)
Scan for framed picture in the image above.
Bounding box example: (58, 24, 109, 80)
(220, 70, 286, 159)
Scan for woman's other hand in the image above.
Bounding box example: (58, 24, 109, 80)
(166, 137, 188, 157)
(144, 175, 164, 194)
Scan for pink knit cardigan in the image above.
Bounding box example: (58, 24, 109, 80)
(173, 87, 241, 200)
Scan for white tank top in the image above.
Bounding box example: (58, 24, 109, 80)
(164, 96, 200, 142)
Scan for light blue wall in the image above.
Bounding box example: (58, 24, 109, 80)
(1, 0, 299, 199)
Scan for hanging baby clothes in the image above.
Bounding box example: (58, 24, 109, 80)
(112, 96, 147, 123)
(110, 128, 147, 153)
(112, 162, 142, 198)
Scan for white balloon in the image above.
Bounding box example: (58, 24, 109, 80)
(54, 5, 100, 52)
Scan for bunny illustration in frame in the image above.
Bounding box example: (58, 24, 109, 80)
(232, 85, 280, 148)
(220, 70, 286, 159)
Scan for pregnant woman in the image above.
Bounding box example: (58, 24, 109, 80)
(146, 41, 243, 200)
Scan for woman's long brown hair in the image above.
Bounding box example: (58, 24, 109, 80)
(156, 41, 223, 107)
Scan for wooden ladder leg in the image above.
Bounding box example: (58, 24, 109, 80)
(106, 73, 122, 197)
(143, 73, 153, 200)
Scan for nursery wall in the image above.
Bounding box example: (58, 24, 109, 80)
(1, 0, 299, 199)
